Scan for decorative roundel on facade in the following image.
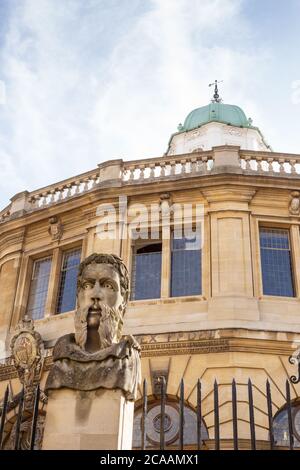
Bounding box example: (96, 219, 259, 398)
(146, 404, 180, 446)
(153, 413, 172, 433)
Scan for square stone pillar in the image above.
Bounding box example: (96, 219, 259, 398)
(10, 191, 31, 218)
(98, 159, 123, 185)
(42, 388, 134, 450)
(212, 145, 241, 169)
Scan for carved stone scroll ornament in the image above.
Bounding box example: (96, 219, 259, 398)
(45, 253, 141, 400)
(289, 348, 300, 384)
(159, 193, 172, 220)
(289, 191, 300, 216)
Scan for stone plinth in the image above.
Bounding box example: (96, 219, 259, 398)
(42, 388, 134, 450)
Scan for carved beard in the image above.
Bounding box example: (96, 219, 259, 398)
(74, 304, 89, 350)
(74, 303, 123, 351)
(97, 304, 123, 349)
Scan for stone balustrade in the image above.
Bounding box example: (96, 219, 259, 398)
(122, 152, 213, 182)
(240, 151, 300, 175)
(27, 168, 101, 209)
(2, 147, 300, 224)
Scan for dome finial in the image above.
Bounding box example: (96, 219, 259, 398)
(209, 79, 223, 103)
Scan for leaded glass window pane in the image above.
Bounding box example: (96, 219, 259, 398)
(273, 402, 300, 447)
(131, 243, 162, 300)
(27, 257, 52, 320)
(56, 248, 81, 314)
(260, 228, 294, 297)
(171, 234, 201, 297)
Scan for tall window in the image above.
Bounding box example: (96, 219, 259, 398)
(260, 227, 294, 297)
(56, 248, 81, 314)
(131, 242, 162, 300)
(26, 257, 52, 320)
(171, 235, 202, 297)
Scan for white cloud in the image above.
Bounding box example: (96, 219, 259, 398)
(92, 0, 264, 157)
(0, 0, 298, 210)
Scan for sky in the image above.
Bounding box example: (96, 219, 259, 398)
(0, 0, 299, 210)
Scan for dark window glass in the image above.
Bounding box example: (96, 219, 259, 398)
(260, 228, 294, 297)
(56, 248, 81, 313)
(171, 234, 201, 297)
(131, 243, 162, 300)
(273, 402, 300, 447)
(27, 257, 52, 320)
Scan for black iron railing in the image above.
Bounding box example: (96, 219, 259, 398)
(0, 378, 299, 450)
(135, 378, 299, 451)
(0, 385, 40, 450)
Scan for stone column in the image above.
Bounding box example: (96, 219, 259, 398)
(42, 388, 134, 450)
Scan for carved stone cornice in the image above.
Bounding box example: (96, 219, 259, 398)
(0, 354, 53, 381)
(140, 339, 229, 357)
(135, 329, 297, 357)
(0, 329, 298, 382)
(0, 364, 17, 381)
(201, 186, 257, 204)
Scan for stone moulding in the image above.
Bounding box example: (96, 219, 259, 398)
(0, 331, 298, 382)
(2, 147, 300, 225)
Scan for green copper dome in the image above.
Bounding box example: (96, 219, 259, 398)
(180, 102, 251, 132)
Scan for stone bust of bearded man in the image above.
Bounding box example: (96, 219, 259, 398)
(45, 254, 141, 400)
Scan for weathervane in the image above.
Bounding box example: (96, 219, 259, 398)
(209, 79, 223, 103)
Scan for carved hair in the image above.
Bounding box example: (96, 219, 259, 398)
(77, 253, 129, 300)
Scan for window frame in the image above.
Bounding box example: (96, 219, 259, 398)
(128, 222, 205, 302)
(56, 247, 82, 314)
(131, 238, 163, 301)
(23, 242, 83, 321)
(170, 232, 202, 298)
(26, 255, 53, 320)
(256, 221, 299, 299)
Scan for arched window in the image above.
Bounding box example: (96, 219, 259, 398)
(273, 400, 300, 447)
(132, 396, 208, 449)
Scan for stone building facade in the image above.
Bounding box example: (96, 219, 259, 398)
(1, 95, 300, 449)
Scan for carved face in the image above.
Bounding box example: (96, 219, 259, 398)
(77, 263, 125, 330)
